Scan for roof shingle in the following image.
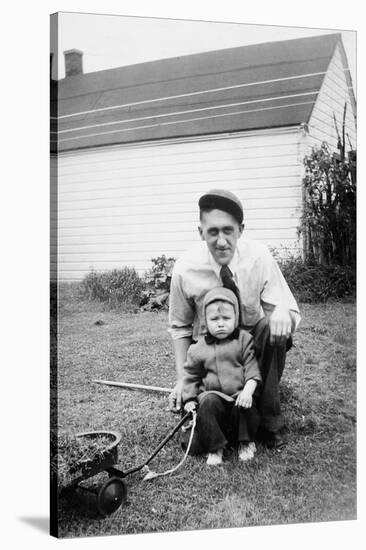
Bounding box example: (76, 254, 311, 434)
(51, 33, 349, 151)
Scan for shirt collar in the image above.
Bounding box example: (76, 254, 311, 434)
(208, 247, 240, 280)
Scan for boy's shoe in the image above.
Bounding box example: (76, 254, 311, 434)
(238, 442, 256, 462)
(206, 448, 224, 465)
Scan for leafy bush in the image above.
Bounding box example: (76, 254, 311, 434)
(80, 257, 177, 312)
(300, 139, 356, 268)
(277, 255, 355, 303)
(79, 249, 355, 311)
(80, 267, 146, 309)
(141, 255, 176, 311)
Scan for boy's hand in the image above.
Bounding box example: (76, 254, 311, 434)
(235, 389, 253, 409)
(235, 379, 257, 409)
(184, 401, 197, 413)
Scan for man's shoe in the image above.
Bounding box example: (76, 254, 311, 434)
(263, 431, 286, 449)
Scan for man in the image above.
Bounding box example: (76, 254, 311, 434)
(168, 189, 300, 448)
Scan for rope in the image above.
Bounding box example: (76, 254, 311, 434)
(142, 411, 197, 481)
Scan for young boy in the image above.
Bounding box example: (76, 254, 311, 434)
(182, 287, 262, 465)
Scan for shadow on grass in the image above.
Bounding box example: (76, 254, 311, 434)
(281, 382, 322, 437)
(280, 381, 356, 440)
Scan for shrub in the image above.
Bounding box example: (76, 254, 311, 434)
(80, 267, 146, 309)
(300, 137, 356, 268)
(277, 255, 355, 303)
(141, 255, 176, 311)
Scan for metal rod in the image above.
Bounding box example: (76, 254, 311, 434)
(123, 412, 192, 476)
(93, 379, 173, 394)
(106, 466, 126, 478)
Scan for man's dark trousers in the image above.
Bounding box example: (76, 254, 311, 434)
(248, 317, 292, 434)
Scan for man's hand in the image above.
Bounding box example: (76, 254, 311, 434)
(184, 401, 197, 413)
(168, 379, 184, 412)
(269, 305, 292, 346)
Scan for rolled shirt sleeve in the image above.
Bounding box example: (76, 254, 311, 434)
(259, 248, 301, 331)
(168, 268, 195, 340)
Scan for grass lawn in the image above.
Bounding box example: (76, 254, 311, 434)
(53, 284, 356, 538)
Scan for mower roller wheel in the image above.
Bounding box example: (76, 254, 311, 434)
(96, 477, 127, 516)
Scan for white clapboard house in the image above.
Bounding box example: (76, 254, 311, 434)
(50, 33, 356, 281)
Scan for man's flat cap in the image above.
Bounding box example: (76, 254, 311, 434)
(198, 189, 243, 224)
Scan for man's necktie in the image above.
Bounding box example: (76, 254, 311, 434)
(220, 265, 242, 326)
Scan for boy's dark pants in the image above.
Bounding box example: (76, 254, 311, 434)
(249, 317, 292, 434)
(186, 393, 260, 455)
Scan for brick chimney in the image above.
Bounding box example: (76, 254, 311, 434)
(64, 49, 83, 77)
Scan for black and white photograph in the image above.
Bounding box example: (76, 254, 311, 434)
(49, 8, 357, 541)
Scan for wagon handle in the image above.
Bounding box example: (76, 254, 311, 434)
(123, 412, 192, 476)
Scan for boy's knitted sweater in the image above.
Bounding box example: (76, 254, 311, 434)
(182, 329, 261, 404)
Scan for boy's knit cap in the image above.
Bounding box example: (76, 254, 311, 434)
(198, 189, 243, 224)
(203, 287, 240, 328)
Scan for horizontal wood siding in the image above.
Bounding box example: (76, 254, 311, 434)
(50, 155, 58, 282)
(57, 130, 302, 280)
(307, 45, 356, 152)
